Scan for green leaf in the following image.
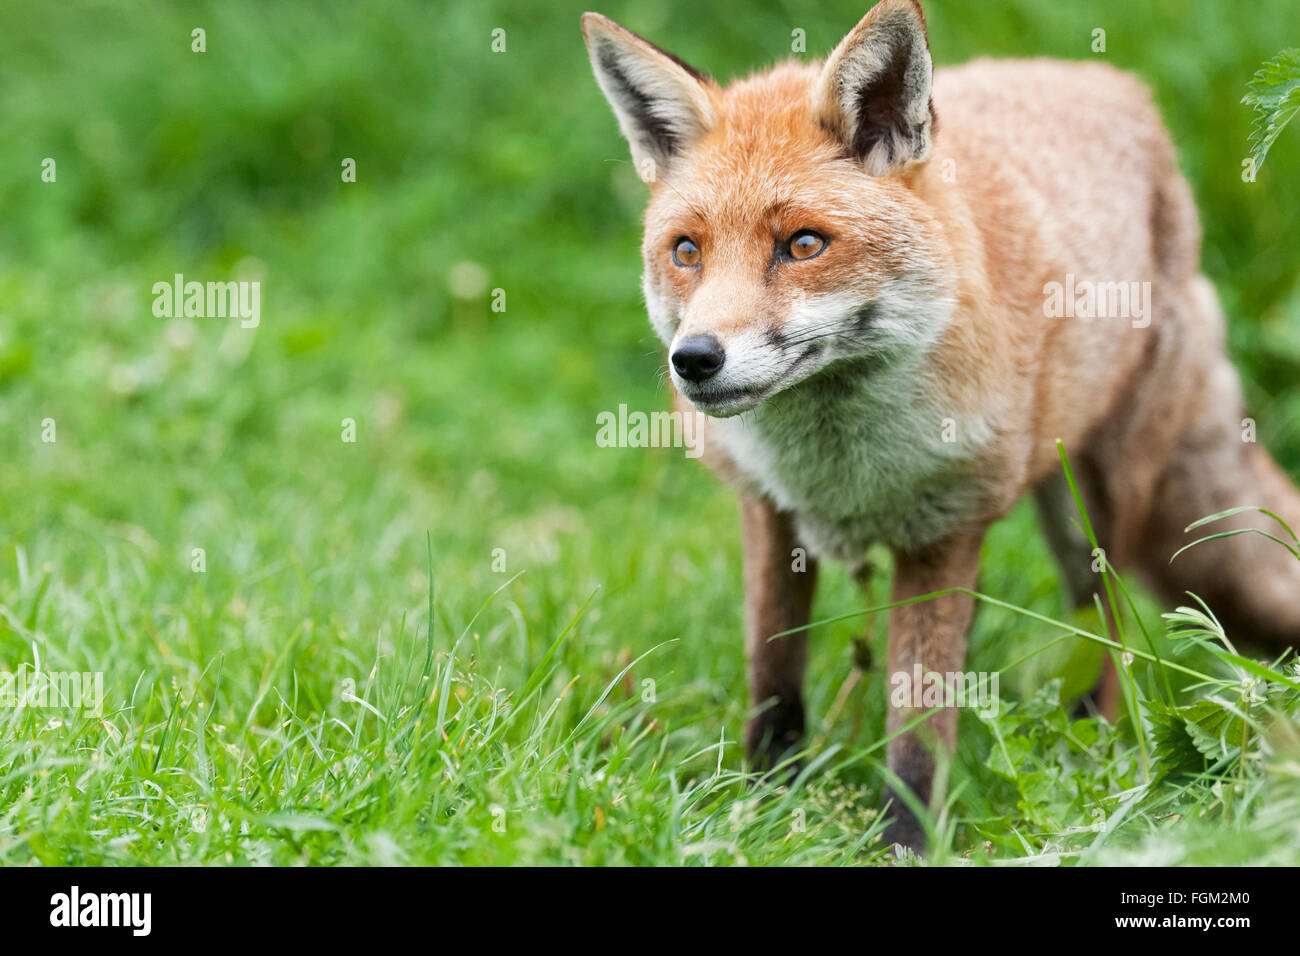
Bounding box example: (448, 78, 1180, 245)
(1146, 702, 1208, 782)
(1185, 719, 1238, 763)
(1243, 48, 1300, 172)
(1182, 699, 1247, 758)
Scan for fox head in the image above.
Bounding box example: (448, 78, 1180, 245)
(582, 0, 956, 418)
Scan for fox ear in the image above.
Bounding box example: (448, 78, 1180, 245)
(813, 0, 935, 177)
(581, 12, 715, 180)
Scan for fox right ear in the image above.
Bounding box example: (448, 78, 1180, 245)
(581, 13, 716, 181)
(814, 0, 935, 177)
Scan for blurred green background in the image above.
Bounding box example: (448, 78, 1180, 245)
(0, 0, 1298, 863)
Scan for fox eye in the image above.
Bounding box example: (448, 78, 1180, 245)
(672, 237, 701, 267)
(787, 230, 827, 261)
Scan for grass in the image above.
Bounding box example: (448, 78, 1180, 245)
(2, 0, 1300, 865)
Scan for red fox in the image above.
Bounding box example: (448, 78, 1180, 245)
(581, 0, 1300, 851)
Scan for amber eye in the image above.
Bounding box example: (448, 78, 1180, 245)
(787, 230, 827, 261)
(673, 237, 701, 267)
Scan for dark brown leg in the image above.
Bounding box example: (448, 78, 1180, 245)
(741, 494, 818, 771)
(882, 529, 985, 851)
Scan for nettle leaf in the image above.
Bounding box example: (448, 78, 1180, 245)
(1185, 719, 1240, 763)
(1148, 697, 1253, 781)
(1243, 48, 1300, 171)
(1182, 698, 1248, 746)
(1147, 702, 1209, 782)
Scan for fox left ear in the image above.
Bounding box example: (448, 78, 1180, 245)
(813, 0, 935, 177)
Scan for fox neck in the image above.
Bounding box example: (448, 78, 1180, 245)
(708, 346, 996, 556)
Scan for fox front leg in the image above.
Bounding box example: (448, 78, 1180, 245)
(881, 530, 986, 852)
(740, 495, 818, 773)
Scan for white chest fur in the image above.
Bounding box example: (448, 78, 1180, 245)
(708, 358, 991, 559)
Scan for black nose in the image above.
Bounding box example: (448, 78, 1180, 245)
(671, 334, 725, 383)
